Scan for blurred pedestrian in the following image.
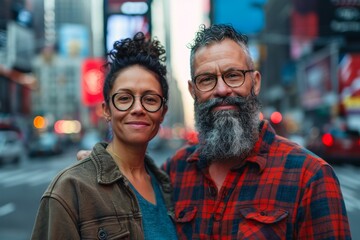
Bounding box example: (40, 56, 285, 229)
(162, 24, 351, 239)
(31, 32, 177, 240)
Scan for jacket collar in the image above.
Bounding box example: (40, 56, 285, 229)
(90, 142, 124, 184)
(90, 142, 172, 191)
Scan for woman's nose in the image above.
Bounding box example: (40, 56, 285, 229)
(130, 98, 146, 113)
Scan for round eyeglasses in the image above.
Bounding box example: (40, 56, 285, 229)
(111, 92, 166, 113)
(193, 69, 254, 92)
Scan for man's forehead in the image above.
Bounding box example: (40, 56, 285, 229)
(193, 41, 248, 72)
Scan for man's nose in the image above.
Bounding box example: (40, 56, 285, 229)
(213, 76, 232, 97)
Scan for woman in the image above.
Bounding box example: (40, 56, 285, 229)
(31, 32, 177, 239)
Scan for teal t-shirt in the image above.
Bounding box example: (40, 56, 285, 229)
(130, 172, 178, 240)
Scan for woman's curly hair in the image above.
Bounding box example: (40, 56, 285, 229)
(103, 32, 168, 105)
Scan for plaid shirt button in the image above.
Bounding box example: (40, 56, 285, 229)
(214, 212, 222, 221)
(208, 187, 217, 197)
(178, 211, 185, 218)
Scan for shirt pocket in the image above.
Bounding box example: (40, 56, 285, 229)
(237, 208, 288, 240)
(80, 216, 131, 240)
(175, 205, 198, 223)
(174, 205, 198, 238)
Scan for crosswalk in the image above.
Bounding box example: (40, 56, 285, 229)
(0, 168, 60, 188)
(0, 151, 75, 188)
(333, 164, 360, 213)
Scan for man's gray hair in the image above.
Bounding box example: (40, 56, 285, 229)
(188, 24, 255, 79)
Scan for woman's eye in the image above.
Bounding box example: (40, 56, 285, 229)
(117, 95, 131, 102)
(143, 96, 159, 104)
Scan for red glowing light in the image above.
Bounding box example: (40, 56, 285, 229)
(270, 111, 282, 124)
(322, 133, 334, 147)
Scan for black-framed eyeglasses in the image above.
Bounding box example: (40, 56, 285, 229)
(193, 69, 255, 92)
(111, 92, 166, 113)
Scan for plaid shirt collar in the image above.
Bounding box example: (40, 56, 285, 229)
(184, 120, 274, 173)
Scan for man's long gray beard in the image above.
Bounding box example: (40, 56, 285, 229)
(194, 95, 261, 165)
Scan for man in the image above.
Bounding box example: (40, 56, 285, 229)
(78, 24, 351, 239)
(161, 24, 351, 239)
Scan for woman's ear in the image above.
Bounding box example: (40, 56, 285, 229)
(102, 101, 111, 122)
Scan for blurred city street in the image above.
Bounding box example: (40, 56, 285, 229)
(1, 0, 360, 239)
(1, 146, 360, 239)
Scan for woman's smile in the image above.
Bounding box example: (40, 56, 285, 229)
(126, 120, 151, 129)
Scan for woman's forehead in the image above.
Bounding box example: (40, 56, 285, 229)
(112, 66, 162, 94)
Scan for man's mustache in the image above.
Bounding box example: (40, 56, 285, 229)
(197, 96, 249, 112)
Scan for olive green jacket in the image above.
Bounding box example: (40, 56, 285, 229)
(31, 142, 174, 240)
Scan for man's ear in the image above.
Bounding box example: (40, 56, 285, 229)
(188, 80, 196, 99)
(253, 71, 261, 95)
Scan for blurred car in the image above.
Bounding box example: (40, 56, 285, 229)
(148, 126, 189, 150)
(79, 130, 102, 150)
(288, 134, 306, 147)
(28, 132, 63, 157)
(306, 127, 360, 163)
(0, 130, 24, 166)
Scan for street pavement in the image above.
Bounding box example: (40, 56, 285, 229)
(0, 146, 359, 239)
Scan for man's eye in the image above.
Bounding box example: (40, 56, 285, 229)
(198, 75, 215, 84)
(225, 72, 242, 79)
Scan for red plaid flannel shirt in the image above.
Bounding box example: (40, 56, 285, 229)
(162, 120, 351, 239)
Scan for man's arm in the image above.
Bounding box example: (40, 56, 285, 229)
(297, 164, 351, 239)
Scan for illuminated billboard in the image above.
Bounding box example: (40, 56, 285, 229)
(58, 24, 90, 58)
(104, 0, 151, 54)
(339, 53, 360, 113)
(292, 0, 360, 37)
(212, 0, 267, 34)
(297, 46, 338, 109)
(81, 58, 106, 106)
(106, 14, 149, 53)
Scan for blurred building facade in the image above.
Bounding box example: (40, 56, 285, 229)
(212, 0, 360, 138)
(4, 0, 359, 143)
(30, 0, 94, 133)
(267, 0, 360, 135)
(1, 0, 187, 140)
(0, 0, 36, 140)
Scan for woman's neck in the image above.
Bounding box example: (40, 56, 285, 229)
(107, 142, 147, 177)
(107, 141, 155, 203)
